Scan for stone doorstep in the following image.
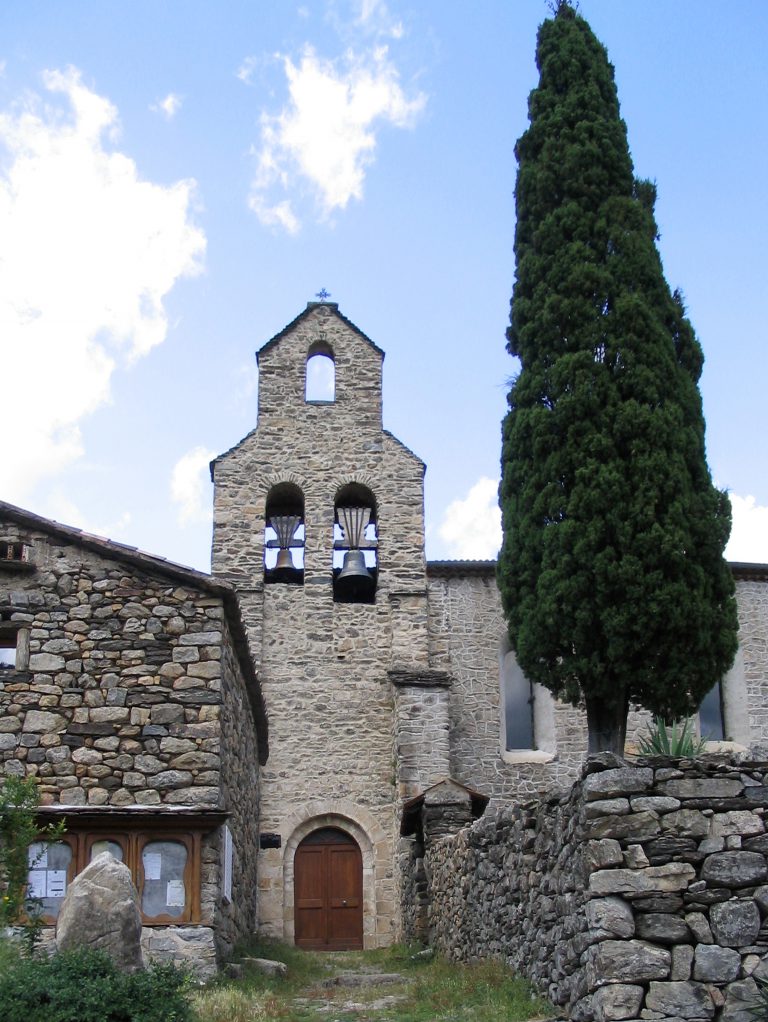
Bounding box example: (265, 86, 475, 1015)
(322, 971, 408, 988)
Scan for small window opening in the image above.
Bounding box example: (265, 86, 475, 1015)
(699, 680, 726, 742)
(333, 483, 377, 604)
(306, 340, 335, 402)
(0, 541, 34, 572)
(0, 541, 27, 561)
(265, 483, 305, 585)
(0, 632, 16, 670)
(502, 649, 534, 750)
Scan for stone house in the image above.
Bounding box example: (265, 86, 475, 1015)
(2, 299, 767, 963)
(0, 502, 267, 973)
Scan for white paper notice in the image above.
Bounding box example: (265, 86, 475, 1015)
(27, 870, 46, 899)
(143, 853, 162, 880)
(28, 843, 47, 868)
(166, 880, 185, 907)
(47, 871, 67, 898)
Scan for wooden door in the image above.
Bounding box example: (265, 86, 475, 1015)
(294, 828, 363, 950)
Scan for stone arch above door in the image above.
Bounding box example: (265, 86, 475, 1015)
(281, 800, 392, 948)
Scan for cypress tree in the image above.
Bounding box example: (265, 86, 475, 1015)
(498, 2, 738, 753)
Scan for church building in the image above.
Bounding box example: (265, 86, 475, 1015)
(1, 300, 766, 967)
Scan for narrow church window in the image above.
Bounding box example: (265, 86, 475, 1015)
(265, 483, 305, 585)
(699, 680, 726, 741)
(306, 340, 335, 402)
(502, 649, 534, 750)
(333, 483, 377, 604)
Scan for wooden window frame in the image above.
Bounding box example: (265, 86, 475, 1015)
(31, 827, 204, 926)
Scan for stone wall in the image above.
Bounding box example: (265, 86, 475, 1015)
(213, 629, 261, 957)
(736, 577, 768, 746)
(405, 756, 768, 1022)
(0, 525, 230, 806)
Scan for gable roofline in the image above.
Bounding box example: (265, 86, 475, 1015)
(382, 430, 426, 470)
(256, 302, 385, 361)
(210, 426, 258, 476)
(0, 500, 269, 764)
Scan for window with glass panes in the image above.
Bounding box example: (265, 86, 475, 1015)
(26, 817, 224, 924)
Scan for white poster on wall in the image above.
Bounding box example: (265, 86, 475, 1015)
(166, 880, 185, 907)
(143, 853, 162, 880)
(47, 871, 67, 898)
(27, 870, 46, 899)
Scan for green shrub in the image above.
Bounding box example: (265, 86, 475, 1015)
(1, 775, 65, 944)
(0, 946, 193, 1022)
(638, 716, 707, 758)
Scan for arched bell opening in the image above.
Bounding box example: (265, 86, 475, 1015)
(333, 483, 377, 604)
(305, 340, 335, 403)
(264, 483, 305, 585)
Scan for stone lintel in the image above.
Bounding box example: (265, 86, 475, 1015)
(389, 668, 452, 689)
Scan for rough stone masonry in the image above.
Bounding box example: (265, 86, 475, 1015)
(403, 754, 768, 1022)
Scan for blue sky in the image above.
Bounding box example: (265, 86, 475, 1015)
(1, 0, 766, 571)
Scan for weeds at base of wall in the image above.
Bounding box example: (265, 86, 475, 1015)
(192, 939, 553, 1022)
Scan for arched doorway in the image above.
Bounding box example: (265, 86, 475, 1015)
(294, 827, 363, 950)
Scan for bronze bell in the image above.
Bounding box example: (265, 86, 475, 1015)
(269, 513, 302, 581)
(335, 549, 374, 599)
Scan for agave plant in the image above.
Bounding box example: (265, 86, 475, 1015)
(637, 716, 708, 758)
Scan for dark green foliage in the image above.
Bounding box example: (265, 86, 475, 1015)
(0, 947, 192, 1022)
(498, 2, 738, 750)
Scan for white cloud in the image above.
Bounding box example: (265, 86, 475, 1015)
(355, 0, 404, 39)
(726, 494, 768, 564)
(151, 92, 182, 119)
(0, 67, 205, 503)
(42, 492, 132, 541)
(438, 477, 502, 560)
(170, 446, 216, 526)
(236, 56, 259, 84)
(437, 481, 768, 567)
(250, 44, 425, 229)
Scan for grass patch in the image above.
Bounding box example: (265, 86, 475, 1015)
(405, 956, 553, 1022)
(192, 942, 553, 1022)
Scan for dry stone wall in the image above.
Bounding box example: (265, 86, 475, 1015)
(215, 636, 261, 956)
(408, 756, 768, 1022)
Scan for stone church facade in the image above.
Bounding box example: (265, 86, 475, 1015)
(1, 300, 767, 965)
